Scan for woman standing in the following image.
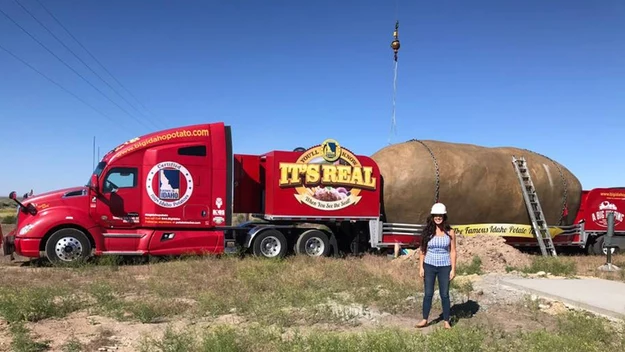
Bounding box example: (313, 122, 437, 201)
(416, 202, 457, 329)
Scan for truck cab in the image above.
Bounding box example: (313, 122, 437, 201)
(5, 122, 234, 263)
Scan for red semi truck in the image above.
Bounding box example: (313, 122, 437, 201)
(1, 122, 624, 264)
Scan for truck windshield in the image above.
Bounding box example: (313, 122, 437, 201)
(87, 161, 107, 185)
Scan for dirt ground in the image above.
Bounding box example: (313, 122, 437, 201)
(395, 233, 533, 273)
(456, 234, 533, 271)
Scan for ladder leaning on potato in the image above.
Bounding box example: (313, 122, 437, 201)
(511, 156, 558, 257)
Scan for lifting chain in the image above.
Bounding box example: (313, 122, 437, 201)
(409, 139, 440, 204)
(523, 149, 568, 226)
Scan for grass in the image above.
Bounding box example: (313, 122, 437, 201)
(505, 256, 578, 277)
(0, 197, 17, 221)
(0, 286, 83, 323)
(0, 255, 422, 327)
(9, 322, 50, 352)
(0, 209, 16, 224)
(571, 253, 625, 281)
(503, 253, 625, 282)
(135, 310, 625, 352)
(456, 255, 483, 275)
(0, 244, 623, 350)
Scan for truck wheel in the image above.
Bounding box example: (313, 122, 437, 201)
(295, 229, 331, 257)
(45, 228, 92, 264)
(591, 236, 605, 256)
(586, 241, 596, 255)
(593, 236, 619, 256)
(252, 229, 287, 258)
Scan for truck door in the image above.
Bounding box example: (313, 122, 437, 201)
(95, 166, 142, 229)
(142, 144, 219, 252)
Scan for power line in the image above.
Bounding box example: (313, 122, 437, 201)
(33, 0, 161, 125)
(0, 42, 122, 126)
(14, 0, 162, 130)
(0, 5, 152, 131)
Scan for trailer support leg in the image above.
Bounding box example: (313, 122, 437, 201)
(598, 212, 621, 272)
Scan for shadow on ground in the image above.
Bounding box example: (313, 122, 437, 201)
(429, 300, 481, 326)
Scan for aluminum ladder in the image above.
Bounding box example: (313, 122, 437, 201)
(512, 156, 558, 257)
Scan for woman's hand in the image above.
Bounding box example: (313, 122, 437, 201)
(419, 266, 425, 278)
(449, 268, 456, 281)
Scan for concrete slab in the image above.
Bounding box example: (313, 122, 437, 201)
(501, 277, 625, 320)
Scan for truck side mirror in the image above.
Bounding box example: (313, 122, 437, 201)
(89, 174, 99, 193)
(8, 191, 17, 201)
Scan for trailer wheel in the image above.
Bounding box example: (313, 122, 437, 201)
(252, 229, 287, 258)
(45, 228, 91, 264)
(593, 236, 619, 256)
(295, 229, 331, 257)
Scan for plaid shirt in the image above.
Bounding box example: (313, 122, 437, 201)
(424, 234, 451, 267)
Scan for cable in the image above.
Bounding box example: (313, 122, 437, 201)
(0, 6, 152, 131)
(388, 59, 399, 144)
(0, 42, 123, 127)
(14, 0, 161, 130)
(388, 20, 401, 144)
(33, 0, 160, 123)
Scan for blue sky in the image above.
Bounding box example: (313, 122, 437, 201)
(0, 0, 623, 195)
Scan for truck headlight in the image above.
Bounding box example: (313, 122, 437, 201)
(19, 224, 34, 235)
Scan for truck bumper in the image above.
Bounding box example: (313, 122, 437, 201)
(5, 235, 41, 258)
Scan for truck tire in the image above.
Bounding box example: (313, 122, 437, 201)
(593, 235, 619, 256)
(592, 236, 604, 256)
(45, 228, 92, 264)
(252, 229, 287, 258)
(295, 229, 331, 257)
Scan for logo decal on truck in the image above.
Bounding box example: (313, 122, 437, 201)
(592, 201, 624, 228)
(278, 139, 376, 211)
(146, 161, 194, 208)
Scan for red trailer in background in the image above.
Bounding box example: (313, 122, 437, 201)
(573, 188, 625, 254)
(448, 188, 625, 256)
(1, 122, 623, 265)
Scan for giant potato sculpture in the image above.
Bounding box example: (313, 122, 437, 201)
(371, 140, 582, 226)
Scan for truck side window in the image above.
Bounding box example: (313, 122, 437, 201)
(102, 167, 137, 193)
(178, 145, 206, 156)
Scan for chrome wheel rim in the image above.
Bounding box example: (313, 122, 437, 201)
(54, 236, 83, 262)
(305, 237, 325, 256)
(260, 236, 281, 257)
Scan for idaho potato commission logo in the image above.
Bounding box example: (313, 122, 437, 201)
(278, 139, 377, 210)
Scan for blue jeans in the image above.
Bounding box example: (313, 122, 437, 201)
(422, 263, 451, 322)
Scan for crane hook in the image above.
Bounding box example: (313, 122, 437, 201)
(390, 20, 400, 62)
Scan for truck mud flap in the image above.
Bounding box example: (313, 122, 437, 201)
(329, 232, 339, 257)
(2, 235, 14, 256)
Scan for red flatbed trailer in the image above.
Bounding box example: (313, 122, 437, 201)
(2, 122, 623, 264)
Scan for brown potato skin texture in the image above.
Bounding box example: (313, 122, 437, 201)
(371, 140, 582, 226)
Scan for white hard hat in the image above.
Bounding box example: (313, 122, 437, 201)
(431, 203, 447, 215)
